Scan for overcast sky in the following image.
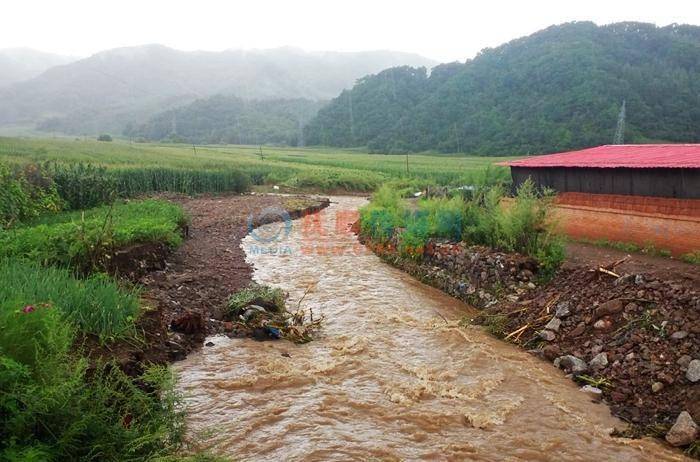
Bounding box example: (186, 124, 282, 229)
(4, 0, 699, 62)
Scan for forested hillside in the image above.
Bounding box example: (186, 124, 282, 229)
(125, 96, 325, 145)
(305, 22, 700, 155)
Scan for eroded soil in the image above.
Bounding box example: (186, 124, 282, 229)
(87, 194, 328, 370)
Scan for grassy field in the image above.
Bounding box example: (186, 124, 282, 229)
(0, 137, 516, 192)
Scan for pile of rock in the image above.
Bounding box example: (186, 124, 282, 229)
(422, 240, 540, 307)
(477, 265, 699, 449)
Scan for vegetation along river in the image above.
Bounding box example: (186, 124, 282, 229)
(175, 196, 686, 461)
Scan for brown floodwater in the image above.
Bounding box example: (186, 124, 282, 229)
(175, 196, 687, 461)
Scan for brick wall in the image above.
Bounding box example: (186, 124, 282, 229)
(551, 193, 700, 255)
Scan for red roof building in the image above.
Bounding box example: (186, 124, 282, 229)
(501, 144, 700, 255)
(503, 144, 700, 169)
(503, 144, 700, 199)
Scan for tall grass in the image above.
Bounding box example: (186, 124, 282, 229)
(360, 178, 565, 274)
(0, 259, 140, 340)
(113, 167, 251, 196)
(47, 162, 118, 210)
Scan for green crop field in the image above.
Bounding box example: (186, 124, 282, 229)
(0, 137, 516, 192)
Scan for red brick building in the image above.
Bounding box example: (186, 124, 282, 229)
(501, 144, 700, 255)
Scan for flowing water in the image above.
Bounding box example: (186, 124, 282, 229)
(176, 196, 686, 461)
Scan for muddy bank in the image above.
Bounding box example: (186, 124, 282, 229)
(88, 194, 329, 372)
(359, 233, 700, 452)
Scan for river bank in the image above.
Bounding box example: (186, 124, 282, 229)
(90, 193, 330, 375)
(358, 231, 699, 453)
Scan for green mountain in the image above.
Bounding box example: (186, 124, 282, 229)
(125, 95, 325, 146)
(304, 22, 700, 155)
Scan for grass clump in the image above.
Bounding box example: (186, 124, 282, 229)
(0, 199, 187, 271)
(681, 251, 700, 265)
(481, 314, 509, 338)
(0, 259, 140, 341)
(228, 283, 286, 316)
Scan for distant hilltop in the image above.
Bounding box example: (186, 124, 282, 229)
(0, 45, 435, 135)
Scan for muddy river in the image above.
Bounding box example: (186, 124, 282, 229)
(176, 196, 686, 461)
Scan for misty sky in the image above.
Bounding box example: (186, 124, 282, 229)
(4, 0, 699, 62)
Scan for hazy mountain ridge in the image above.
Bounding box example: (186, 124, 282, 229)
(125, 95, 325, 146)
(0, 48, 76, 87)
(304, 21, 700, 155)
(0, 45, 435, 134)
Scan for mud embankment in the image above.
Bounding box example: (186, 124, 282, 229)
(88, 194, 330, 374)
(359, 233, 700, 451)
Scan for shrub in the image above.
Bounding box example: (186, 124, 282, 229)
(397, 197, 465, 257)
(0, 259, 140, 341)
(0, 163, 63, 228)
(461, 180, 564, 275)
(681, 251, 700, 265)
(97, 134, 113, 142)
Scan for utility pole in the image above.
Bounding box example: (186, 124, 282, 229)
(192, 144, 197, 156)
(613, 99, 626, 145)
(405, 153, 410, 175)
(259, 145, 264, 161)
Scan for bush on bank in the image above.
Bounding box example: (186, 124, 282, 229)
(360, 178, 565, 275)
(0, 163, 63, 228)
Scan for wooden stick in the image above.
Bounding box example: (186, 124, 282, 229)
(598, 267, 620, 278)
(504, 324, 529, 340)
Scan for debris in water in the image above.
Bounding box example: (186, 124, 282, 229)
(227, 283, 323, 343)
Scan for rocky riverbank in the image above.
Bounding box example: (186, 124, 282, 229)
(359, 232, 700, 454)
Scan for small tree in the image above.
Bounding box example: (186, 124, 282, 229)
(97, 134, 113, 142)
